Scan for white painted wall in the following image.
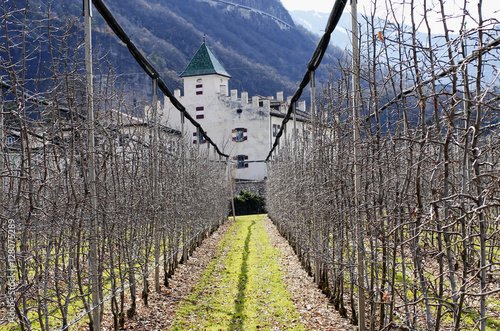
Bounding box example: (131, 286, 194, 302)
(159, 73, 309, 180)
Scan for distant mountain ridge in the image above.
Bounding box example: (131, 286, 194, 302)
(6, 0, 343, 104)
(290, 10, 352, 50)
(209, 0, 295, 27)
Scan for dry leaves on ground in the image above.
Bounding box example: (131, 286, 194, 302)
(99, 217, 356, 330)
(263, 217, 356, 331)
(99, 220, 233, 330)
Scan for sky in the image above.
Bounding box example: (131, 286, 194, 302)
(280, 0, 500, 33)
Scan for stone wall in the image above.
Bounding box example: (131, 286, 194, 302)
(233, 180, 266, 197)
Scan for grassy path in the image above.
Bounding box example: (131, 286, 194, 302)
(172, 215, 304, 330)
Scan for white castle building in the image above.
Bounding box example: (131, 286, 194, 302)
(159, 42, 310, 180)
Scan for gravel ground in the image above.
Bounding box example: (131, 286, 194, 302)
(262, 217, 356, 331)
(99, 216, 356, 330)
(99, 220, 234, 330)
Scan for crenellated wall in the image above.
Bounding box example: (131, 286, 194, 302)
(158, 75, 309, 180)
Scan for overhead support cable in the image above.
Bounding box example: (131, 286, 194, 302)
(265, 0, 348, 161)
(91, 0, 228, 158)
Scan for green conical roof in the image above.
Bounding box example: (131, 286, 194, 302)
(180, 42, 231, 78)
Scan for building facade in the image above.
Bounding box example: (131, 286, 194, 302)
(159, 42, 310, 180)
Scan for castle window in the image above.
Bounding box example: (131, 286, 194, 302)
(236, 155, 249, 169)
(196, 106, 204, 119)
(7, 136, 16, 146)
(272, 124, 281, 137)
(196, 84, 203, 95)
(193, 130, 207, 144)
(232, 128, 247, 142)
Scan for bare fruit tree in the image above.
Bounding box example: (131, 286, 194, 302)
(0, 2, 229, 330)
(267, 1, 500, 330)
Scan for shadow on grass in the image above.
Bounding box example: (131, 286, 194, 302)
(230, 219, 255, 330)
(171, 294, 236, 328)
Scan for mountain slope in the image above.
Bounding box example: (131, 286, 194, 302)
(290, 10, 351, 50)
(100, 0, 340, 96)
(10, 0, 343, 103)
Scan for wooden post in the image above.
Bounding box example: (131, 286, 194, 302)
(293, 100, 297, 153)
(0, 84, 3, 214)
(310, 70, 316, 146)
(152, 78, 160, 293)
(0, 81, 4, 296)
(84, 1, 100, 329)
(227, 157, 236, 222)
(351, 0, 365, 329)
(310, 70, 320, 285)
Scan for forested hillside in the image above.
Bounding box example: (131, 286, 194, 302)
(4, 0, 342, 103)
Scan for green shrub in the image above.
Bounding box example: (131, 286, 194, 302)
(230, 190, 266, 216)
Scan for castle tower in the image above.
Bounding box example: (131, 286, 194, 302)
(180, 42, 231, 100)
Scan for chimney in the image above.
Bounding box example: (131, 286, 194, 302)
(298, 100, 306, 111)
(174, 89, 181, 98)
(262, 99, 270, 110)
(276, 91, 284, 102)
(241, 91, 248, 104)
